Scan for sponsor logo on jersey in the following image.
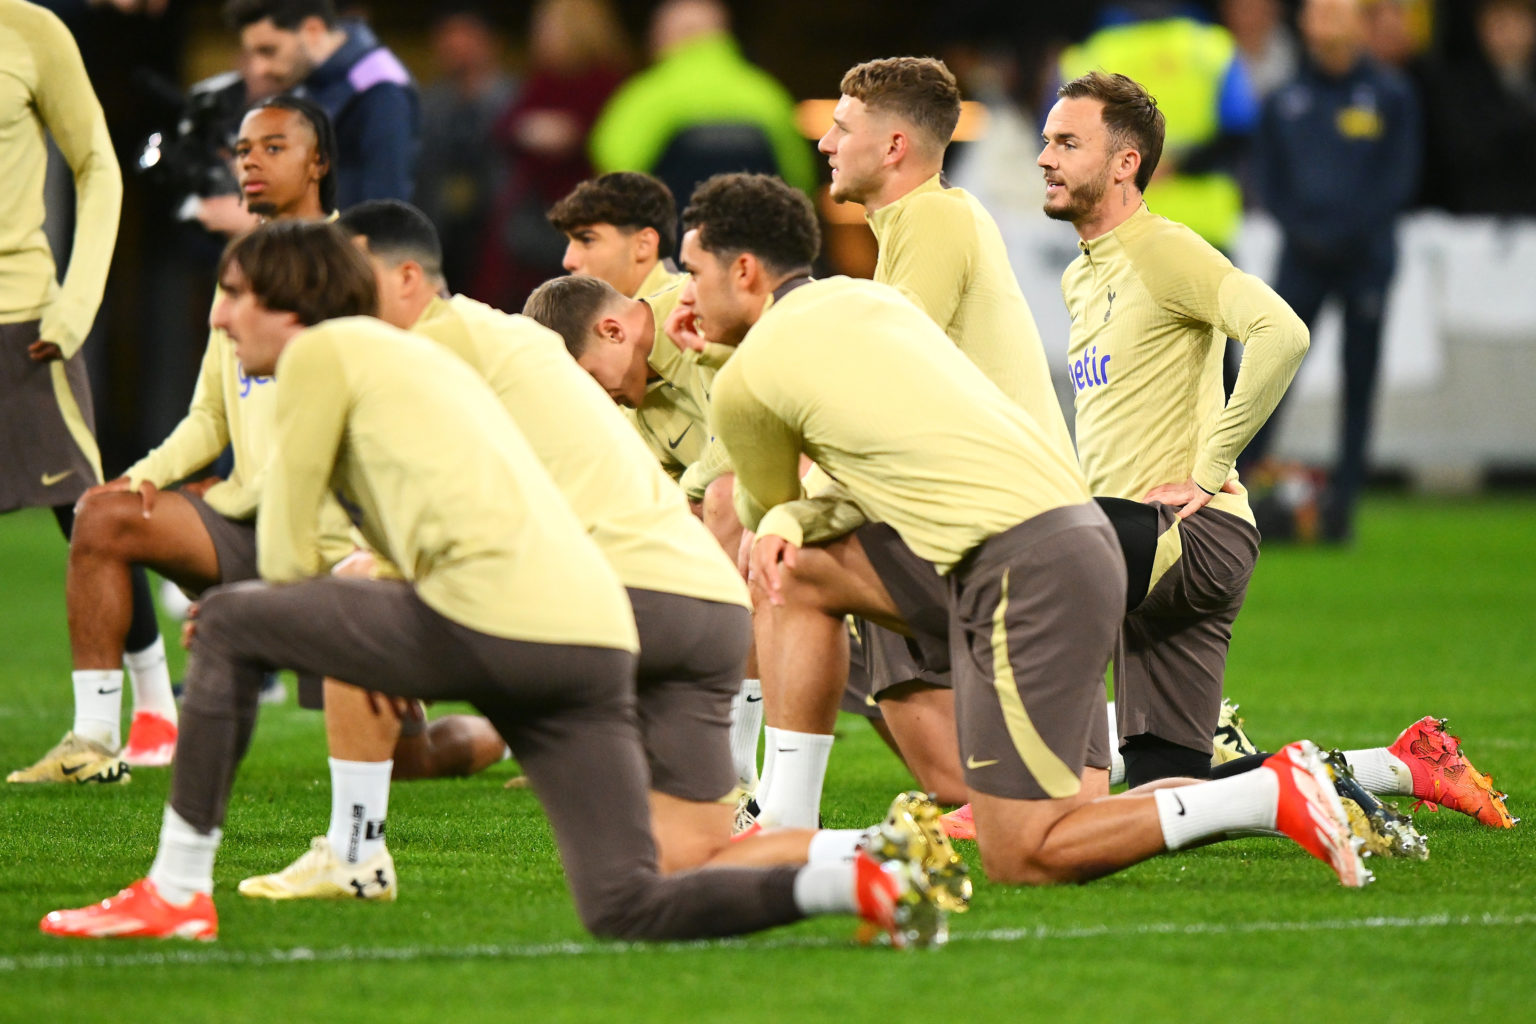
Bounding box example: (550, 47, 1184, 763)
(237, 365, 274, 398)
(1069, 344, 1112, 393)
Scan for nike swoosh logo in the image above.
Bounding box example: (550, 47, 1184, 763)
(744, 695, 762, 703)
(96, 686, 121, 695)
(776, 747, 798, 754)
(1173, 792, 1187, 816)
(61, 763, 85, 775)
(41, 470, 75, 486)
(667, 424, 692, 450)
(966, 756, 999, 769)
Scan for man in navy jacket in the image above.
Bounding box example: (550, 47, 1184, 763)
(1246, 0, 1419, 542)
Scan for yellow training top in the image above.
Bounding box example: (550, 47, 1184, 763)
(0, 0, 121, 356)
(712, 277, 1089, 573)
(869, 174, 1074, 463)
(1062, 204, 1309, 523)
(413, 295, 747, 608)
(261, 316, 638, 650)
(629, 283, 731, 499)
(125, 289, 277, 520)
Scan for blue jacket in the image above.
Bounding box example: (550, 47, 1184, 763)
(1256, 56, 1419, 258)
(299, 20, 419, 209)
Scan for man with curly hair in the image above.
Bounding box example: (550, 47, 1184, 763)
(547, 171, 682, 301)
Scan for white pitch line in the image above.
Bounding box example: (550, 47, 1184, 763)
(3, 912, 1533, 973)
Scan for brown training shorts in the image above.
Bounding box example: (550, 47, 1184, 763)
(184, 491, 260, 588)
(948, 502, 1125, 801)
(629, 588, 751, 803)
(1113, 502, 1261, 756)
(0, 320, 100, 511)
(854, 521, 951, 690)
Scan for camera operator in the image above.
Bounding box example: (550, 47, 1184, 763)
(138, 65, 272, 238)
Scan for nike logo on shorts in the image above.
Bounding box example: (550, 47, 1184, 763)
(42, 469, 75, 486)
(966, 756, 999, 769)
(667, 424, 691, 450)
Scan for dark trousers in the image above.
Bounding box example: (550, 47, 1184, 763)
(174, 576, 801, 941)
(1243, 239, 1395, 537)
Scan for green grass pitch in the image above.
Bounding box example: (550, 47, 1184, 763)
(1, 498, 1533, 1023)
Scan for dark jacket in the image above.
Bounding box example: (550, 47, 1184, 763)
(299, 19, 419, 209)
(1417, 52, 1536, 216)
(1256, 55, 1419, 259)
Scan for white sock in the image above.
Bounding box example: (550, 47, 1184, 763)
(757, 726, 781, 808)
(806, 828, 868, 864)
(754, 729, 834, 829)
(72, 669, 124, 749)
(791, 861, 857, 916)
(148, 805, 221, 905)
(124, 635, 177, 722)
(729, 678, 763, 790)
(1107, 699, 1125, 786)
(1153, 770, 1280, 849)
(326, 758, 393, 864)
(1342, 747, 1414, 796)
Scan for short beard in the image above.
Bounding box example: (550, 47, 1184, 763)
(1043, 161, 1112, 224)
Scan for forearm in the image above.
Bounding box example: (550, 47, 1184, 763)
(678, 438, 733, 503)
(1195, 276, 1309, 490)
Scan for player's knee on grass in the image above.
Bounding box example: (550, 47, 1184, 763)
(974, 797, 1095, 886)
(392, 715, 505, 780)
(649, 790, 733, 873)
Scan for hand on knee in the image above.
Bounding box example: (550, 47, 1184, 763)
(69, 492, 135, 557)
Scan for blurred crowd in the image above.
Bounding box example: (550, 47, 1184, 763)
(33, 0, 1536, 497)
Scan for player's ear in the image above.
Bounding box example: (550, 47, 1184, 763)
(732, 251, 756, 289)
(596, 314, 625, 345)
(633, 227, 658, 263)
(1117, 147, 1141, 187)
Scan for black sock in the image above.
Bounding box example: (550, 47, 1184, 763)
(125, 566, 160, 652)
(1122, 733, 1212, 788)
(1208, 751, 1274, 780)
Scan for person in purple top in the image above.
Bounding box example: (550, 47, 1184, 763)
(224, 0, 419, 209)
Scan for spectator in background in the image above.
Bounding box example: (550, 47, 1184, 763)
(588, 0, 815, 206)
(1418, 0, 1536, 215)
(224, 0, 419, 209)
(415, 9, 516, 293)
(1059, 3, 1259, 256)
(474, 0, 629, 312)
(1361, 0, 1431, 70)
(1246, 0, 1419, 542)
(1220, 0, 1299, 99)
